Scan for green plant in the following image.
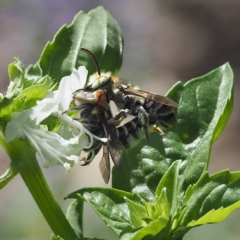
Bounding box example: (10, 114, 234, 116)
(0, 6, 238, 240)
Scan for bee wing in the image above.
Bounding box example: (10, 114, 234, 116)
(99, 113, 126, 169)
(123, 88, 178, 108)
(99, 144, 110, 184)
(108, 138, 125, 169)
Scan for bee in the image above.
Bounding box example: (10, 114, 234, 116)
(69, 88, 141, 183)
(81, 48, 178, 141)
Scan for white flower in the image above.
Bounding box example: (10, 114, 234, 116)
(5, 66, 106, 171)
(30, 66, 88, 125)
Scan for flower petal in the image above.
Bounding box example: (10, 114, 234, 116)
(29, 66, 88, 125)
(57, 66, 88, 111)
(5, 110, 33, 142)
(24, 125, 89, 170)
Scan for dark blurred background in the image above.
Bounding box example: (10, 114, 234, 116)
(0, 1, 239, 239)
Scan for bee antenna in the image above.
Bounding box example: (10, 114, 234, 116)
(80, 48, 101, 76)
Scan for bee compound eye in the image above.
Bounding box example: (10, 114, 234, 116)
(118, 86, 124, 92)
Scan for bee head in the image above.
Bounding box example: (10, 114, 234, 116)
(81, 48, 113, 91)
(84, 72, 113, 91)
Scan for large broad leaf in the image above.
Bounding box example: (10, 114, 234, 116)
(38, 6, 123, 85)
(66, 200, 84, 238)
(112, 63, 233, 202)
(67, 187, 143, 235)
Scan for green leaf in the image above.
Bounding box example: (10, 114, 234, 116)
(25, 62, 42, 78)
(124, 197, 148, 228)
(188, 200, 240, 228)
(66, 168, 178, 238)
(39, 6, 123, 85)
(112, 63, 234, 202)
(0, 166, 18, 189)
(178, 170, 240, 226)
(0, 75, 51, 130)
(155, 160, 180, 217)
(120, 217, 169, 240)
(141, 198, 159, 221)
(155, 188, 170, 220)
(6, 58, 26, 99)
(0, 57, 52, 131)
(0, 97, 24, 129)
(14, 75, 51, 108)
(6, 58, 51, 99)
(0, 134, 19, 189)
(67, 187, 143, 235)
(66, 199, 84, 237)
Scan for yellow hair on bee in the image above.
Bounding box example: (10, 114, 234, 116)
(89, 72, 112, 85)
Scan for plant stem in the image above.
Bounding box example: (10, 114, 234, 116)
(9, 139, 77, 239)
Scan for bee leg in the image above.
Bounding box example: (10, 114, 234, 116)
(108, 109, 129, 127)
(143, 125, 149, 142)
(137, 106, 150, 142)
(114, 109, 129, 120)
